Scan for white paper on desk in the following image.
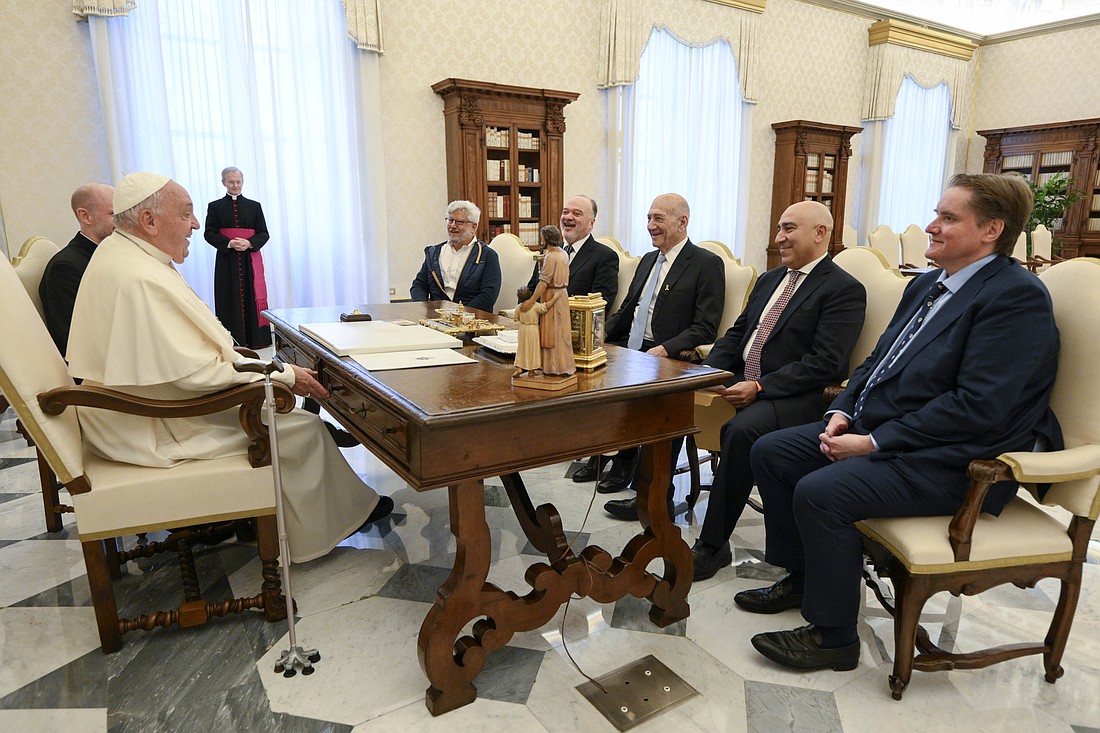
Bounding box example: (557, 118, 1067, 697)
(351, 349, 475, 371)
(300, 321, 461, 356)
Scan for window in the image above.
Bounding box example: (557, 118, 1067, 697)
(90, 0, 381, 308)
(875, 76, 952, 231)
(617, 28, 750, 256)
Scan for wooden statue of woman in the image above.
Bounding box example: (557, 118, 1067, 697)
(519, 225, 575, 377)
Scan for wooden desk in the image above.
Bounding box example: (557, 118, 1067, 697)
(266, 303, 728, 715)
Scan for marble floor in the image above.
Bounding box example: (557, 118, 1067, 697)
(1, 406, 1099, 733)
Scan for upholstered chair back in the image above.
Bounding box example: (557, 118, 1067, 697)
(489, 232, 537, 313)
(0, 254, 83, 484)
(695, 239, 756, 339)
(11, 236, 60, 321)
(866, 225, 901, 269)
(898, 224, 929, 267)
(1032, 225, 1054, 261)
(1035, 258, 1100, 520)
(596, 236, 640, 316)
(832, 246, 908, 374)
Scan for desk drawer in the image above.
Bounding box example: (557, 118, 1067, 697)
(324, 370, 408, 456)
(274, 332, 319, 371)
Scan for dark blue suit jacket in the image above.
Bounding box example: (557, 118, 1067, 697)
(833, 254, 1061, 507)
(704, 257, 865, 427)
(410, 240, 501, 312)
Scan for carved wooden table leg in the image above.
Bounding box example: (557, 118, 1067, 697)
(500, 472, 575, 565)
(417, 480, 491, 715)
(635, 441, 692, 626)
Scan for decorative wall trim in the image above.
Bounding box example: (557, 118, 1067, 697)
(868, 19, 976, 61)
(701, 0, 766, 12)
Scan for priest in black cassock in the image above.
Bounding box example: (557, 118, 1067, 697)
(204, 166, 272, 348)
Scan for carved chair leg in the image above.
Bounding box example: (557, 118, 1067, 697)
(889, 571, 926, 700)
(82, 539, 122, 653)
(1043, 569, 1082, 683)
(37, 450, 63, 533)
(105, 537, 122, 579)
(685, 435, 702, 511)
(257, 514, 286, 622)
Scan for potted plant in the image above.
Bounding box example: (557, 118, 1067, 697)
(1014, 172, 1086, 258)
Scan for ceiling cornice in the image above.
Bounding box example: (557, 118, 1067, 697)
(800, 0, 1100, 44)
(868, 18, 976, 60)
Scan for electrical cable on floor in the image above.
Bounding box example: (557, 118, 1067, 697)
(558, 453, 609, 694)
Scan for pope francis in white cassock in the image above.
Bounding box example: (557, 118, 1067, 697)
(66, 172, 387, 563)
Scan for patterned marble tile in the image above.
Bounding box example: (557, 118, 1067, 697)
(0, 540, 86, 606)
(0, 649, 107, 709)
(0, 607, 101, 700)
(745, 680, 842, 733)
(0, 708, 108, 732)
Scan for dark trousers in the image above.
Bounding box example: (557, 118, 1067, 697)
(749, 420, 965, 628)
(699, 399, 783, 548)
(620, 436, 686, 499)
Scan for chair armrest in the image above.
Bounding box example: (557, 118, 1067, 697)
(694, 343, 714, 361)
(996, 445, 1100, 484)
(948, 459, 1015, 562)
(38, 381, 295, 468)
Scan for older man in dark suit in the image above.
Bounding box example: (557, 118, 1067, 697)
(691, 201, 866, 580)
(600, 192, 725, 519)
(743, 174, 1061, 672)
(410, 199, 501, 312)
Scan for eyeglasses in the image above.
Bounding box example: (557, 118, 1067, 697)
(445, 217, 473, 226)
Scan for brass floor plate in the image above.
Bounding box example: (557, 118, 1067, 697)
(576, 655, 699, 731)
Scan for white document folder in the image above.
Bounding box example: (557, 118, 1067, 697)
(351, 349, 475, 371)
(300, 321, 462, 356)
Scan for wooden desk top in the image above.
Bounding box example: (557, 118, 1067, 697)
(267, 302, 728, 489)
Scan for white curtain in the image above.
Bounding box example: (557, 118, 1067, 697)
(618, 27, 749, 257)
(87, 0, 387, 311)
(872, 76, 952, 234)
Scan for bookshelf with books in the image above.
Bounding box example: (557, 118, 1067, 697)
(979, 118, 1100, 258)
(767, 120, 861, 269)
(433, 79, 578, 249)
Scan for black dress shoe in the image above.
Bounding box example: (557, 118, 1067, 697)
(365, 496, 394, 524)
(596, 467, 633, 494)
(691, 540, 732, 581)
(750, 624, 860, 671)
(734, 576, 804, 614)
(603, 496, 676, 521)
(323, 420, 359, 448)
(571, 457, 601, 483)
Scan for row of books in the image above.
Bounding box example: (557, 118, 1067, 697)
(1087, 217, 1100, 232)
(486, 192, 511, 218)
(484, 127, 541, 150)
(516, 164, 540, 182)
(805, 153, 836, 170)
(518, 222, 540, 247)
(485, 126, 510, 148)
(487, 223, 512, 238)
(517, 194, 535, 218)
(804, 170, 834, 194)
(487, 158, 511, 182)
(1041, 151, 1073, 167)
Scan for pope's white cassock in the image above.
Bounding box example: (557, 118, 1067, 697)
(66, 230, 379, 562)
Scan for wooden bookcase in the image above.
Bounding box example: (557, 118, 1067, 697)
(432, 79, 579, 248)
(767, 120, 861, 270)
(978, 118, 1100, 258)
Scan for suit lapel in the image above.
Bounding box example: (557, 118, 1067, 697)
(456, 241, 483, 294)
(569, 236, 594, 276)
(770, 260, 831, 334)
(881, 257, 1009, 377)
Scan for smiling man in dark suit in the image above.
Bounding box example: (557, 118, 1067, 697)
(527, 195, 618, 311)
(600, 192, 725, 519)
(743, 173, 1061, 673)
(691, 200, 866, 580)
(410, 199, 501, 312)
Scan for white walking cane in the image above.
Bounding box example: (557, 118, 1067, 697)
(236, 357, 320, 677)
